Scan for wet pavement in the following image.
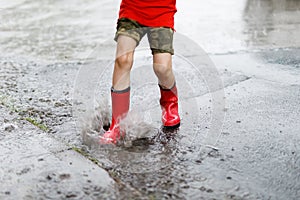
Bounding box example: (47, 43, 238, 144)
(1, 0, 300, 199)
(0, 105, 117, 199)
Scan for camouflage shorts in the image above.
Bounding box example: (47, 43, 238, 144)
(114, 18, 174, 55)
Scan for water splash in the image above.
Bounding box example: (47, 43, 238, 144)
(81, 100, 109, 148)
(119, 110, 157, 147)
(81, 101, 158, 148)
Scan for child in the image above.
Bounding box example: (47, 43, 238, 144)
(101, 0, 180, 144)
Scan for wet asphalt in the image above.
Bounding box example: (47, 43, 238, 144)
(0, 0, 300, 199)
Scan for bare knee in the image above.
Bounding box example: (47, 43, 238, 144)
(153, 53, 172, 76)
(115, 53, 134, 71)
(153, 63, 172, 77)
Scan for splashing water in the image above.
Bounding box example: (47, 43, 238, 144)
(119, 110, 157, 147)
(81, 100, 158, 148)
(81, 100, 109, 148)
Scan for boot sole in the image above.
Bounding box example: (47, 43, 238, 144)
(163, 123, 180, 129)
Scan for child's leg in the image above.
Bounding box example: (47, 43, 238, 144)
(153, 53, 180, 128)
(148, 27, 175, 88)
(112, 35, 136, 90)
(101, 18, 146, 144)
(101, 35, 137, 144)
(112, 18, 147, 90)
(148, 28, 180, 128)
(153, 53, 175, 89)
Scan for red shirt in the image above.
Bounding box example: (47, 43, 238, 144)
(119, 0, 177, 29)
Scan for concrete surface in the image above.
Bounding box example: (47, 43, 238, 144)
(0, 105, 118, 199)
(0, 0, 300, 199)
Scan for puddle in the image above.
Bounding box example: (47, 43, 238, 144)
(1, 0, 299, 199)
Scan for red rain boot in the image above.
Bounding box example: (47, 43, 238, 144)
(100, 87, 130, 144)
(159, 84, 180, 128)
